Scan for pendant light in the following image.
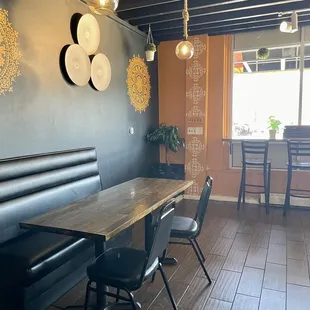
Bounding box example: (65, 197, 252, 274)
(175, 0, 194, 60)
(280, 11, 298, 33)
(87, 0, 119, 16)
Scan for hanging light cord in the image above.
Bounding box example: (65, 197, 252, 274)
(182, 0, 189, 40)
(147, 24, 154, 44)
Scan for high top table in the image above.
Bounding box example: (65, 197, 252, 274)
(20, 177, 193, 310)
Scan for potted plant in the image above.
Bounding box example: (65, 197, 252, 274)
(145, 43, 157, 62)
(257, 47, 270, 60)
(145, 25, 156, 62)
(146, 123, 185, 178)
(268, 116, 281, 139)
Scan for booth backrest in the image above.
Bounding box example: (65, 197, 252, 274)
(0, 148, 102, 244)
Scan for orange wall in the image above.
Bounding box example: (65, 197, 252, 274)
(158, 40, 186, 165)
(158, 35, 309, 197)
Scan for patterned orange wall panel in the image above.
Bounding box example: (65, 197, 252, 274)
(185, 35, 209, 196)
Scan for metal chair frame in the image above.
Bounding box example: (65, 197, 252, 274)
(284, 140, 310, 216)
(167, 176, 213, 285)
(83, 200, 178, 310)
(237, 141, 271, 213)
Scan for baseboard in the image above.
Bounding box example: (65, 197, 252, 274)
(184, 194, 259, 204)
(210, 195, 259, 204)
(260, 193, 310, 207)
(184, 195, 200, 200)
(185, 191, 310, 208)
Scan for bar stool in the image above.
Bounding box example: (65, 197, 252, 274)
(237, 141, 271, 213)
(284, 140, 310, 216)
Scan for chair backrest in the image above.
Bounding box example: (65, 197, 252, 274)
(241, 141, 269, 164)
(142, 200, 175, 276)
(194, 176, 213, 236)
(0, 148, 102, 244)
(287, 140, 310, 164)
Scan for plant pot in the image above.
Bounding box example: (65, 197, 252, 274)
(145, 50, 155, 62)
(149, 164, 185, 180)
(269, 129, 276, 139)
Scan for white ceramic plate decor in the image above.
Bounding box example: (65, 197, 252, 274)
(65, 44, 91, 86)
(77, 13, 100, 55)
(91, 53, 112, 91)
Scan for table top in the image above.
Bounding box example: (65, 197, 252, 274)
(20, 178, 193, 241)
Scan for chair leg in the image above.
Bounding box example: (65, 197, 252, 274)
(124, 288, 139, 310)
(267, 163, 271, 212)
(153, 248, 167, 282)
(263, 164, 270, 214)
(193, 238, 205, 262)
(116, 288, 120, 302)
(84, 281, 91, 310)
(284, 167, 292, 217)
(151, 271, 156, 282)
(188, 239, 212, 284)
(242, 165, 246, 203)
(158, 263, 178, 310)
(237, 166, 245, 210)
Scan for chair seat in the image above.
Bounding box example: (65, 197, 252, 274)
(243, 159, 271, 166)
(287, 162, 310, 169)
(170, 216, 198, 238)
(87, 248, 158, 291)
(0, 232, 91, 286)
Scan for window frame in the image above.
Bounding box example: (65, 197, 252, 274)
(231, 27, 310, 138)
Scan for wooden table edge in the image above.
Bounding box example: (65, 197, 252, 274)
(20, 179, 193, 241)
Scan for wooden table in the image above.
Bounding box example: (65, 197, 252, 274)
(20, 177, 193, 310)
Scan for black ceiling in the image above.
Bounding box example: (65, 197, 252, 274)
(116, 0, 310, 41)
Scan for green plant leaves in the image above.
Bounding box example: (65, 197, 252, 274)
(145, 43, 157, 52)
(146, 123, 185, 153)
(268, 116, 281, 130)
(257, 47, 270, 60)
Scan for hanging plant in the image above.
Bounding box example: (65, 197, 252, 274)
(145, 25, 156, 62)
(257, 47, 270, 60)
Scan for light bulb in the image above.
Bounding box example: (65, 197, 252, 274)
(175, 40, 194, 60)
(280, 21, 292, 33)
(88, 0, 119, 15)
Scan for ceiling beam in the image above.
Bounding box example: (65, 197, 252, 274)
(155, 20, 310, 41)
(117, 0, 180, 12)
(118, 0, 247, 21)
(152, 11, 310, 37)
(140, 1, 309, 32)
(127, 0, 303, 26)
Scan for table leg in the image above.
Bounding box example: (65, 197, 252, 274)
(144, 213, 154, 253)
(95, 239, 107, 310)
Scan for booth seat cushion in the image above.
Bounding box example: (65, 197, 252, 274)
(0, 232, 92, 286)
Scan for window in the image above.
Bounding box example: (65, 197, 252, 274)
(232, 34, 310, 139)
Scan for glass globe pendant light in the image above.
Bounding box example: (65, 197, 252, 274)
(87, 0, 119, 16)
(175, 0, 194, 60)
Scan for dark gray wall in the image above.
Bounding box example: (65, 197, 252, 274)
(0, 0, 159, 188)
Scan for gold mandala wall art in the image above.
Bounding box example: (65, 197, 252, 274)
(0, 9, 22, 95)
(126, 56, 151, 113)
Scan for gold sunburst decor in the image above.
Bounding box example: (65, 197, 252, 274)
(0, 9, 22, 95)
(126, 56, 151, 113)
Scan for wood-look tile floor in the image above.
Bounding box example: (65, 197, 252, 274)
(48, 200, 310, 310)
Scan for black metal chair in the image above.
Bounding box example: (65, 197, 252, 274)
(237, 141, 271, 213)
(284, 140, 310, 216)
(84, 200, 178, 310)
(168, 176, 213, 285)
